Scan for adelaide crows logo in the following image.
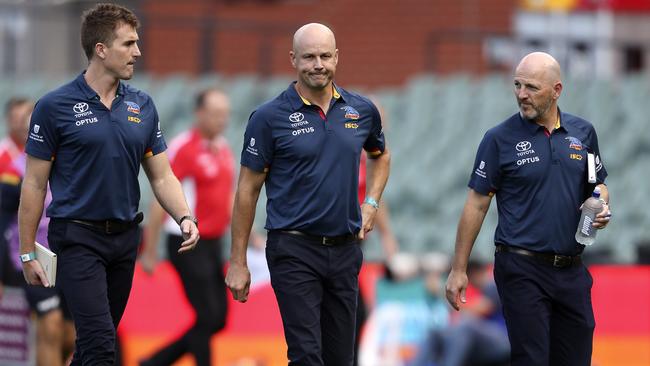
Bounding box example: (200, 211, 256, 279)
(125, 101, 141, 114)
(565, 136, 583, 151)
(341, 106, 360, 120)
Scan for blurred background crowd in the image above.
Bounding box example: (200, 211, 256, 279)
(0, 0, 649, 365)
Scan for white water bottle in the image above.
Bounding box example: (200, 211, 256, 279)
(575, 187, 603, 246)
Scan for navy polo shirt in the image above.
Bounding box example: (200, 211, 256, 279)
(241, 82, 385, 236)
(26, 72, 167, 221)
(469, 110, 607, 255)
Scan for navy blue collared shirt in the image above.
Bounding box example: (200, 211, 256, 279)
(469, 110, 607, 255)
(26, 72, 166, 221)
(241, 82, 385, 236)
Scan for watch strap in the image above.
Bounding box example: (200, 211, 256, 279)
(20, 252, 36, 263)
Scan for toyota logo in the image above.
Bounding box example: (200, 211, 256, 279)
(289, 112, 304, 123)
(73, 102, 89, 114)
(515, 141, 532, 152)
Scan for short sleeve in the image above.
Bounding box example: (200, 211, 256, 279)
(240, 110, 274, 172)
(25, 99, 58, 161)
(468, 131, 501, 195)
(169, 146, 188, 181)
(588, 126, 607, 184)
(363, 102, 386, 159)
(146, 102, 167, 156)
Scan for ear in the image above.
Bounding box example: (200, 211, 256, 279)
(553, 81, 563, 100)
(289, 50, 297, 69)
(95, 43, 107, 60)
(334, 49, 339, 66)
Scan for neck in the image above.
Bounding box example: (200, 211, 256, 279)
(85, 62, 120, 102)
(295, 81, 333, 111)
(536, 106, 559, 132)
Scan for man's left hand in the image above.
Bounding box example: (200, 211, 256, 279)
(593, 203, 611, 230)
(358, 203, 378, 240)
(178, 221, 200, 253)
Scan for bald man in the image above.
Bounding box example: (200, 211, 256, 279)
(226, 23, 390, 365)
(445, 52, 611, 366)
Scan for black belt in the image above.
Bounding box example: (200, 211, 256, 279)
(68, 212, 144, 235)
(277, 230, 358, 246)
(496, 244, 582, 268)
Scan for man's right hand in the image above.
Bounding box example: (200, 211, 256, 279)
(225, 263, 251, 303)
(445, 269, 468, 311)
(22, 260, 50, 287)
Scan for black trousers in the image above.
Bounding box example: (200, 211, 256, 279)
(48, 219, 140, 366)
(266, 231, 363, 366)
(142, 234, 227, 366)
(494, 248, 595, 366)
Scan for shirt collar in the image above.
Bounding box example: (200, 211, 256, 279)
(287, 81, 344, 110)
(75, 70, 126, 100)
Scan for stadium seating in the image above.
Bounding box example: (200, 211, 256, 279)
(1, 73, 648, 262)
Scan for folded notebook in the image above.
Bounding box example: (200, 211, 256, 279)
(35, 242, 57, 286)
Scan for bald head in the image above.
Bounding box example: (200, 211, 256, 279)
(290, 23, 338, 92)
(516, 52, 562, 85)
(292, 23, 336, 53)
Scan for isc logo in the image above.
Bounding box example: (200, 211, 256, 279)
(128, 116, 141, 123)
(344, 123, 358, 129)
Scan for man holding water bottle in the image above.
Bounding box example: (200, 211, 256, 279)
(446, 52, 611, 366)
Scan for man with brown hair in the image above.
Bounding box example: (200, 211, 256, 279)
(18, 3, 199, 364)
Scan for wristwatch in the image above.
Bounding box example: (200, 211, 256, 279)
(20, 252, 36, 263)
(178, 215, 199, 228)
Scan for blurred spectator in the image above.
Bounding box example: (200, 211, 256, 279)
(411, 259, 509, 366)
(0, 97, 76, 366)
(0, 97, 32, 293)
(140, 88, 234, 366)
(359, 252, 449, 366)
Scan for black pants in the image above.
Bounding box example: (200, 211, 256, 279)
(48, 219, 140, 366)
(142, 234, 227, 366)
(266, 231, 363, 366)
(494, 249, 595, 366)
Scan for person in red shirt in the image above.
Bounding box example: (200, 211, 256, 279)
(0, 97, 32, 291)
(140, 88, 234, 366)
(0, 97, 31, 178)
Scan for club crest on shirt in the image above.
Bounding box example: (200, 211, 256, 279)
(341, 105, 360, 120)
(565, 136, 583, 151)
(125, 101, 141, 114)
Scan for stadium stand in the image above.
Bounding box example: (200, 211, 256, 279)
(1, 73, 648, 262)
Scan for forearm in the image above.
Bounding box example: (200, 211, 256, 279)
(230, 189, 260, 266)
(150, 173, 191, 223)
(375, 202, 398, 258)
(18, 183, 47, 254)
(451, 192, 490, 272)
(365, 148, 391, 201)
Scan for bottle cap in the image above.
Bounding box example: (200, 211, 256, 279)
(593, 186, 601, 198)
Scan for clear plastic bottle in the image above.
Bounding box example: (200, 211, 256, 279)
(575, 187, 603, 246)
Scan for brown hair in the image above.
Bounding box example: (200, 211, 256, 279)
(80, 3, 139, 61)
(4, 97, 31, 117)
